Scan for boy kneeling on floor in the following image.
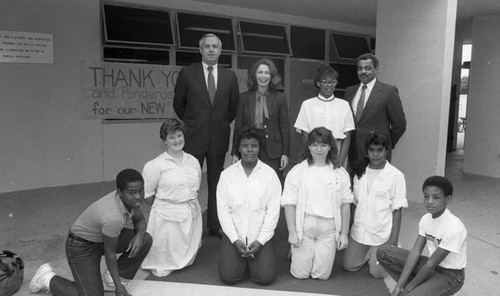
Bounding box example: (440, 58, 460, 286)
(376, 176, 466, 296)
(30, 169, 153, 296)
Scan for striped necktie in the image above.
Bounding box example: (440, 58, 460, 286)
(356, 84, 367, 122)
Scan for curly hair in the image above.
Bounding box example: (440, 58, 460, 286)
(247, 58, 282, 91)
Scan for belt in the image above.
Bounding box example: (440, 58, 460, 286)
(68, 232, 93, 243)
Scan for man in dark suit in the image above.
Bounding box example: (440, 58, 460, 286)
(173, 33, 240, 238)
(344, 53, 406, 168)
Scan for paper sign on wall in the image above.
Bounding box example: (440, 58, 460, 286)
(0, 30, 54, 64)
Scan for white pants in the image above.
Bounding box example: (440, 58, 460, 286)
(291, 215, 336, 280)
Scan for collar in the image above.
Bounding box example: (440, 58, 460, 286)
(162, 151, 185, 163)
(360, 78, 377, 91)
(114, 191, 135, 219)
(236, 159, 264, 171)
(432, 208, 450, 221)
(202, 62, 218, 72)
(317, 94, 335, 101)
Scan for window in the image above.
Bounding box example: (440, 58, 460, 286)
(330, 63, 359, 90)
(238, 20, 290, 55)
(177, 12, 235, 51)
(291, 26, 325, 60)
(330, 33, 370, 61)
(176, 51, 232, 67)
(103, 4, 174, 47)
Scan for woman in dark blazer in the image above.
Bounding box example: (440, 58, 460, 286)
(231, 58, 290, 182)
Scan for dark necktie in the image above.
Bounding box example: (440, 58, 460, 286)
(356, 84, 367, 122)
(207, 66, 216, 103)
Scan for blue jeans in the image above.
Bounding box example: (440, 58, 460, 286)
(376, 246, 464, 296)
(49, 229, 152, 296)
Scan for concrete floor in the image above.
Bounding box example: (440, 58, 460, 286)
(1, 149, 499, 296)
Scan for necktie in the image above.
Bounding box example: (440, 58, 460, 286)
(356, 84, 367, 122)
(207, 66, 216, 103)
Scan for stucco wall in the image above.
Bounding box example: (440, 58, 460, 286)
(463, 14, 500, 178)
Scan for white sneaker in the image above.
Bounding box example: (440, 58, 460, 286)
(29, 263, 56, 293)
(102, 269, 127, 292)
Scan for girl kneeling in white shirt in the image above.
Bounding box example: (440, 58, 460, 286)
(282, 127, 353, 279)
(217, 127, 282, 285)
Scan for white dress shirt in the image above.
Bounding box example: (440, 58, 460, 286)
(217, 160, 282, 245)
(351, 78, 376, 116)
(202, 62, 218, 89)
(351, 161, 407, 246)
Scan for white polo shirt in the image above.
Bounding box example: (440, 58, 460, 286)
(351, 162, 408, 246)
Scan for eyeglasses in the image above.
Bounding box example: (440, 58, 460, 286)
(320, 80, 338, 86)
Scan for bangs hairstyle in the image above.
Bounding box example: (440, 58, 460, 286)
(247, 58, 282, 91)
(234, 127, 262, 159)
(160, 118, 186, 141)
(303, 127, 338, 165)
(364, 131, 390, 150)
(315, 65, 338, 89)
(422, 176, 454, 197)
(116, 168, 144, 191)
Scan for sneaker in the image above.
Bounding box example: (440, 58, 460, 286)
(102, 269, 127, 292)
(29, 263, 56, 293)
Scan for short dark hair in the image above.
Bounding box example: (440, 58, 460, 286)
(364, 131, 390, 150)
(116, 169, 144, 191)
(303, 127, 338, 165)
(247, 58, 282, 91)
(422, 176, 453, 196)
(234, 127, 262, 159)
(357, 53, 379, 68)
(160, 118, 186, 141)
(315, 65, 338, 89)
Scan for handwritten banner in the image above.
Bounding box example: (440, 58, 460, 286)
(81, 61, 247, 119)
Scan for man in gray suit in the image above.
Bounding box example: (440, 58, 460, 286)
(344, 53, 407, 168)
(173, 33, 240, 238)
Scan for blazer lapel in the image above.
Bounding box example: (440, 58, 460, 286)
(196, 64, 212, 106)
(249, 91, 256, 124)
(213, 67, 226, 107)
(360, 81, 382, 121)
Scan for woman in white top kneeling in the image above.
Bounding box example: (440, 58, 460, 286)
(141, 118, 203, 277)
(217, 127, 282, 285)
(282, 126, 353, 280)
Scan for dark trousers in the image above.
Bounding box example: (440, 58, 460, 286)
(218, 234, 277, 286)
(376, 246, 464, 296)
(49, 229, 152, 296)
(192, 152, 225, 231)
(256, 133, 283, 185)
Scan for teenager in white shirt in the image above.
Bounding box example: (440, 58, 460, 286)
(217, 127, 282, 285)
(376, 176, 466, 296)
(294, 66, 355, 167)
(343, 131, 408, 278)
(282, 127, 353, 280)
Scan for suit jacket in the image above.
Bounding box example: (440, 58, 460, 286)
(232, 90, 290, 159)
(173, 63, 240, 155)
(344, 80, 406, 164)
